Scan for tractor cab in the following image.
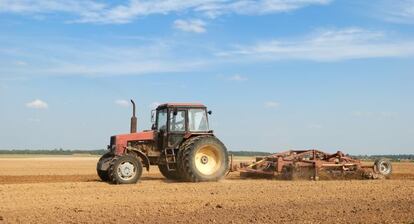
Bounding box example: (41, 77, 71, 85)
(153, 103, 212, 151)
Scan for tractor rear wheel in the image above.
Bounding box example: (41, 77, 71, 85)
(178, 136, 228, 182)
(158, 164, 182, 180)
(108, 155, 143, 184)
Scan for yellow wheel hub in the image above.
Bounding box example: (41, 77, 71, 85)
(195, 145, 222, 176)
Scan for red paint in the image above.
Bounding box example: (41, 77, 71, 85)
(158, 103, 205, 107)
(114, 131, 155, 155)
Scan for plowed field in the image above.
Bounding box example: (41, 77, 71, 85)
(0, 156, 413, 223)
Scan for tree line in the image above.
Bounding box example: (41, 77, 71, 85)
(0, 149, 106, 155)
(0, 149, 272, 156)
(0, 149, 412, 161)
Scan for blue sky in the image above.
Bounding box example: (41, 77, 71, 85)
(0, 0, 413, 154)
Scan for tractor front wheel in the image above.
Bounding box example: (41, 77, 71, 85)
(108, 155, 143, 184)
(97, 170, 109, 182)
(96, 152, 114, 182)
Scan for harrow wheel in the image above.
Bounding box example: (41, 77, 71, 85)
(178, 136, 228, 182)
(108, 155, 143, 184)
(374, 158, 392, 177)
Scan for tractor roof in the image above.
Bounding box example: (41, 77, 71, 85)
(157, 103, 206, 109)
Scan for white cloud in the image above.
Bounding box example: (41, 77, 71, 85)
(42, 60, 205, 76)
(197, 0, 332, 18)
(228, 74, 247, 82)
(173, 19, 206, 33)
(0, 0, 332, 24)
(352, 111, 397, 119)
(217, 28, 414, 61)
(0, 39, 209, 77)
(0, 0, 105, 18)
(308, 124, 323, 129)
(115, 99, 129, 107)
(376, 0, 414, 24)
(15, 61, 27, 66)
(28, 118, 41, 123)
(4, 27, 414, 79)
(265, 101, 280, 108)
(26, 99, 48, 109)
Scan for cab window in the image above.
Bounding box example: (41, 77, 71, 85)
(169, 110, 186, 132)
(188, 109, 208, 131)
(157, 109, 167, 131)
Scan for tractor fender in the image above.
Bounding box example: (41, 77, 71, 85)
(97, 152, 114, 171)
(183, 132, 214, 140)
(180, 133, 215, 148)
(126, 147, 151, 171)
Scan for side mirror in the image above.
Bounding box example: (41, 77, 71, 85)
(208, 110, 212, 115)
(173, 108, 178, 116)
(151, 123, 156, 130)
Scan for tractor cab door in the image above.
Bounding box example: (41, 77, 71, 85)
(155, 108, 186, 151)
(167, 109, 186, 149)
(155, 108, 168, 151)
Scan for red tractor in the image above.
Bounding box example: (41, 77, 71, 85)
(97, 100, 229, 184)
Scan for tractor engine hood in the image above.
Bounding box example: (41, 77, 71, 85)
(111, 131, 154, 155)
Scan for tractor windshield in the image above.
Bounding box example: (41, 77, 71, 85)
(188, 109, 209, 132)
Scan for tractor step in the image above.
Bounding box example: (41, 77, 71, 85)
(164, 148, 177, 171)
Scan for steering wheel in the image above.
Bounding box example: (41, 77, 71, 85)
(173, 120, 184, 131)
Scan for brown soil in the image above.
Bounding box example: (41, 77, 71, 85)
(0, 157, 413, 223)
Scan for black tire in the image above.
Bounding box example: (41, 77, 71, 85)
(108, 155, 143, 184)
(96, 152, 113, 182)
(97, 170, 109, 182)
(158, 164, 182, 180)
(374, 158, 392, 177)
(177, 135, 229, 182)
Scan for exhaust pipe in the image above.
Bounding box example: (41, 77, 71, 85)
(130, 99, 137, 133)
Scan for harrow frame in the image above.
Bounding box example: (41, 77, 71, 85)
(237, 149, 391, 180)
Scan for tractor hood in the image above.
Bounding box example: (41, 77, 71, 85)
(111, 130, 155, 155)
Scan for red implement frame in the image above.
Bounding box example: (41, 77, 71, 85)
(238, 149, 387, 180)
